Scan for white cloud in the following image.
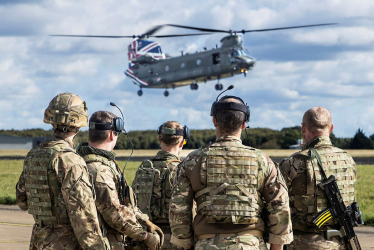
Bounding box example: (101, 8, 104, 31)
(1, 0, 374, 138)
(293, 27, 374, 46)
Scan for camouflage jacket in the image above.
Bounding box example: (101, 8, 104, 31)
(77, 144, 147, 241)
(16, 135, 105, 250)
(279, 136, 357, 233)
(169, 136, 293, 248)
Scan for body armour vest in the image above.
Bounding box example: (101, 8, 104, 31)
(195, 140, 263, 224)
(133, 153, 181, 223)
(83, 154, 122, 226)
(291, 142, 356, 232)
(24, 140, 73, 225)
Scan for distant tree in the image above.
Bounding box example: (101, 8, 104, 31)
(330, 132, 351, 149)
(278, 126, 302, 149)
(350, 129, 373, 149)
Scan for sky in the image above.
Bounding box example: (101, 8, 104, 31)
(1, 0, 374, 138)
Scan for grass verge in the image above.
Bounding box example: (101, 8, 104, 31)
(1, 160, 373, 226)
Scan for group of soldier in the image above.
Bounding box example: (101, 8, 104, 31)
(15, 91, 357, 250)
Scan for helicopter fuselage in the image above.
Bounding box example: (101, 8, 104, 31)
(125, 35, 255, 89)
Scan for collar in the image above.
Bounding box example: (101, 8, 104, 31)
(52, 134, 75, 148)
(302, 136, 332, 150)
(76, 142, 116, 161)
(216, 135, 242, 143)
(154, 150, 180, 161)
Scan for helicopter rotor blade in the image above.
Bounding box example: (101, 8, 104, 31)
(152, 33, 212, 38)
(142, 25, 165, 37)
(50, 35, 134, 38)
(166, 24, 230, 33)
(242, 23, 337, 33)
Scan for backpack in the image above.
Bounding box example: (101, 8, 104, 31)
(132, 158, 180, 222)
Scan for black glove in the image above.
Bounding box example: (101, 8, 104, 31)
(143, 232, 161, 250)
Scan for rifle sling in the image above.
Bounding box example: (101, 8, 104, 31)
(309, 148, 327, 180)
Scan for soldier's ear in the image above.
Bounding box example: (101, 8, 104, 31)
(212, 117, 217, 128)
(330, 124, 334, 134)
(241, 122, 245, 130)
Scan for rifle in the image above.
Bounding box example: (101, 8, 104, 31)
(310, 148, 363, 250)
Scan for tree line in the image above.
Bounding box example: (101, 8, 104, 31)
(1, 127, 374, 149)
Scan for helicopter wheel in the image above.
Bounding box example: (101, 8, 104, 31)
(164, 90, 169, 97)
(219, 83, 223, 90)
(190, 83, 198, 90)
(215, 83, 220, 91)
(138, 90, 143, 96)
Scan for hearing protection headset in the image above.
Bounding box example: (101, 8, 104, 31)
(157, 124, 190, 141)
(210, 85, 250, 122)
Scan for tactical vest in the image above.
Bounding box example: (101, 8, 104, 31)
(24, 140, 73, 225)
(291, 146, 356, 231)
(132, 158, 181, 223)
(195, 141, 263, 224)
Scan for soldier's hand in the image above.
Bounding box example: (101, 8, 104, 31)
(143, 232, 161, 250)
(142, 220, 164, 246)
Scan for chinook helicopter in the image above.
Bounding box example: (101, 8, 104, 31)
(52, 23, 335, 97)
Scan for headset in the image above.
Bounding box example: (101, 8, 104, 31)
(89, 102, 126, 135)
(157, 124, 190, 143)
(210, 85, 250, 122)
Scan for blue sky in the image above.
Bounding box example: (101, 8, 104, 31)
(1, 0, 374, 138)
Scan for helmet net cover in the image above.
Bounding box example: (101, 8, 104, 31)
(44, 93, 88, 130)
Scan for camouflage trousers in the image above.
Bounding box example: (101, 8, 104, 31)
(162, 232, 182, 250)
(29, 224, 80, 250)
(195, 235, 268, 250)
(284, 233, 347, 250)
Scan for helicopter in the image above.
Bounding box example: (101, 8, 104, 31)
(52, 23, 335, 97)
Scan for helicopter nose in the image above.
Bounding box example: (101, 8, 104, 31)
(246, 57, 256, 67)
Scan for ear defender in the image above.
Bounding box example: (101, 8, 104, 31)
(210, 85, 250, 122)
(89, 116, 124, 133)
(158, 124, 190, 140)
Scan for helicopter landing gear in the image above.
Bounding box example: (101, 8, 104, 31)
(190, 83, 198, 90)
(138, 89, 143, 96)
(164, 90, 169, 97)
(215, 83, 223, 91)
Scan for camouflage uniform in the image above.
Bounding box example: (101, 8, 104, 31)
(133, 151, 181, 250)
(279, 136, 356, 250)
(16, 136, 105, 250)
(169, 136, 293, 250)
(77, 143, 148, 250)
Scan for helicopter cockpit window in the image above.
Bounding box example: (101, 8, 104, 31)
(234, 50, 248, 56)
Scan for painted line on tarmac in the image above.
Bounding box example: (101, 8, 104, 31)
(0, 241, 29, 243)
(0, 222, 33, 227)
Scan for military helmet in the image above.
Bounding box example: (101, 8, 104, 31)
(44, 93, 88, 131)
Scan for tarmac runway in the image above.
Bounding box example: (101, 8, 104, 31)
(0, 204, 373, 249)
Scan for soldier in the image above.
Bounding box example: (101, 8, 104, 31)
(279, 107, 357, 249)
(132, 121, 189, 250)
(169, 94, 293, 250)
(77, 110, 163, 250)
(16, 93, 106, 249)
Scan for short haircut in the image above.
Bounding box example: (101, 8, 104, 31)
(216, 98, 245, 134)
(160, 121, 183, 145)
(302, 107, 332, 134)
(89, 111, 117, 143)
